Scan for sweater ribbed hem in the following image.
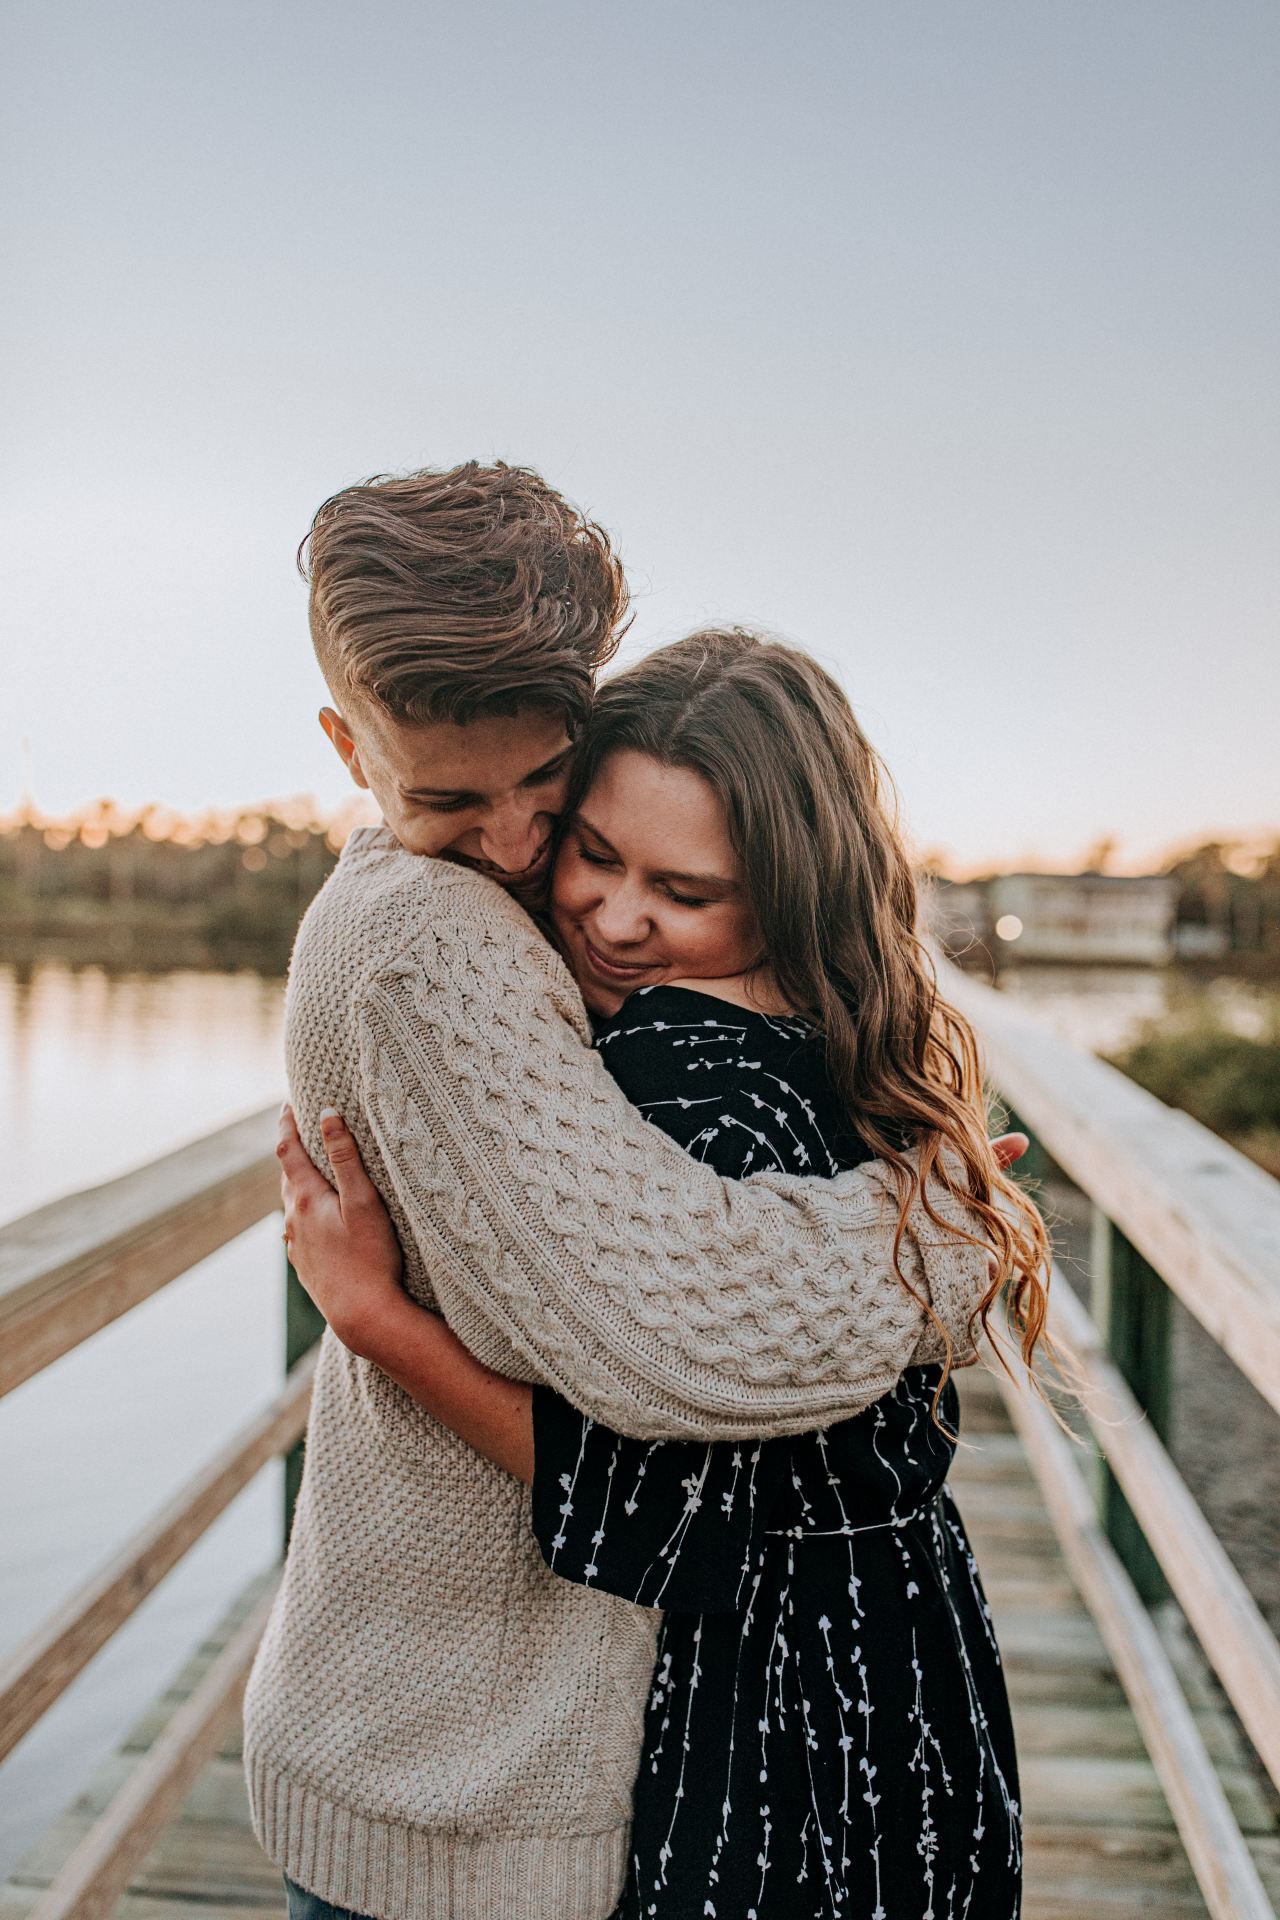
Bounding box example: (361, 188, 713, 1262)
(247, 1753, 629, 1920)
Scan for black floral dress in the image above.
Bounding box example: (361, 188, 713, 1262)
(530, 986, 1021, 1920)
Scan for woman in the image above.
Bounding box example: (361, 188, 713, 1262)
(280, 628, 1050, 1920)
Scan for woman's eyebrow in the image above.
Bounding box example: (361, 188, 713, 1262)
(574, 812, 617, 852)
(655, 867, 737, 893)
(576, 815, 736, 893)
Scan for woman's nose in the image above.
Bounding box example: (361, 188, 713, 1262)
(591, 885, 649, 947)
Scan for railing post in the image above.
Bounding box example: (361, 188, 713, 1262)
(283, 1254, 325, 1547)
(1090, 1206, 1172, 1604)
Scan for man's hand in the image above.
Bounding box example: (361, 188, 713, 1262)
(278, 1105, 407, 1358)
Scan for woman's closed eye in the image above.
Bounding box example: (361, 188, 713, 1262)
(577, 844, 710, 909)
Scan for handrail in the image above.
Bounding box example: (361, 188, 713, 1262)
(1047, 1275, 1280, 1793)
(0, 1101, 302, 1916)
(945, 960, 1280, 1915)
(941, 961, 1280, 1416)
(992, 1345, 1275, 1920)
(0, 1106, 280, 1398)
(0, 1349, 316, 1763)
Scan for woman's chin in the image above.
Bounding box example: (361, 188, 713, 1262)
(577, 976, 628, 1018)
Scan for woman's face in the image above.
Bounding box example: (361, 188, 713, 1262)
(550, 748, 765, 1016)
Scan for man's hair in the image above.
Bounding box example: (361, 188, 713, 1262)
(301, 462, 630, 730)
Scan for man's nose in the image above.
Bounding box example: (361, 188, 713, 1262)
(477, 804, 547, 874)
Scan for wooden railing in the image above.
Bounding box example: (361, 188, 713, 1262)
(943, 961, 1280, 1920)
(2, 983, 1278, 1920)
(0, 1107, 306, 1920)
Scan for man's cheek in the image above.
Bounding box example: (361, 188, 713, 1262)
(387, 812, 448, 858)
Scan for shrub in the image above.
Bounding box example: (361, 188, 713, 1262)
(1109, 1013, 1280, 1178)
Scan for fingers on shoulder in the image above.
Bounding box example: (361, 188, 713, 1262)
(275, 1104, 313, 1161)
(320, 1113, 380, 1200)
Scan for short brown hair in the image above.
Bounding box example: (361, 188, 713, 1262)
(302, 462, 629, 730)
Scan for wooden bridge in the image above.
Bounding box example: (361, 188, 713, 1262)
(2, 966, 1278, 1919)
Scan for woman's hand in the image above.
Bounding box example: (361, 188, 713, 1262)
(278, 1103, 537, 1481)
(991, 1132, 1029, 1170)
(277, 1105, 406, 1359)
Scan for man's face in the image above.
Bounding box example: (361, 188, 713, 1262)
(322, 701, 574, 893)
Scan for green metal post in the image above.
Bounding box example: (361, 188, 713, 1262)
(284, 1253, 326, 1548)
(1090, 1206, 1172, 1603)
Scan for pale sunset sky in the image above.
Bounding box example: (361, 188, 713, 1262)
(2, 1, 1276, 872)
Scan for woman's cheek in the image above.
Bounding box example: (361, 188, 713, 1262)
(663, 906, 749, 977)
(549, 855, 588, 921)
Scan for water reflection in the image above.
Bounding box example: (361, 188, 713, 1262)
(992, 962, 1276, 1057)
(0, 961, 285, 1221)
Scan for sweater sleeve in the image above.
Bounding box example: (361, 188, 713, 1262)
(355, 921, 989, 1442)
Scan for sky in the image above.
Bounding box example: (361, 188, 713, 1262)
(2, 0, 1276, 873)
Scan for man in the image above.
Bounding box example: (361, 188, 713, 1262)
(243, 462, 997, 1920)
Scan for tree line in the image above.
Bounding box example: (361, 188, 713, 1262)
(3, 805, 1279, 974)
(0, 801, 357, 970)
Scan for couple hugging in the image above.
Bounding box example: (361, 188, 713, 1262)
(245, 460, 1051, 1920)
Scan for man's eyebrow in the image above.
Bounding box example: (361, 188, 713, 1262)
(400, 782, 479, 801)
(401, 746, 574, 803)
(519, 745, 574, 787)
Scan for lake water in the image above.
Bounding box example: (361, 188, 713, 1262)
(987, 960, 1276, 1054)
(1, 956, 1276, 1879)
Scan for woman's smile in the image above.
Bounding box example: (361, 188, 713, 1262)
(573, 928, 666, 994)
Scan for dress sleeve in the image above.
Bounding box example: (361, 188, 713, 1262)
(355, 918, 988, 1441)
(529, 1388, 790, 1613)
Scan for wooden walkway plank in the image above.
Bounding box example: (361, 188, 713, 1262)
(16, 1588, 279, 1920)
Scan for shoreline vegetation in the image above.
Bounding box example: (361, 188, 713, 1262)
(4, 799, 1279, 1177)
(0, 798, 367, 976)
(1108, 1013, 1280, 1180)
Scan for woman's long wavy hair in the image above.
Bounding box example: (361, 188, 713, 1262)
(570, 628, 1054, 1403)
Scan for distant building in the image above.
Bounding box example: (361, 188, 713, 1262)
(986, 872, 1176, 965)
(920, 879, 993, 959)
(1172, 921, 1231, 961)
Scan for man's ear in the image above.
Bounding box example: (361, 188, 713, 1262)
(319, 707, 370, 791)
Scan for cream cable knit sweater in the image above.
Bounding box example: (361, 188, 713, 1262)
(244, 827, 992, 1920)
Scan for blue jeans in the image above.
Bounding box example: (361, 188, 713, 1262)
(284, 1878, 373, 1920)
